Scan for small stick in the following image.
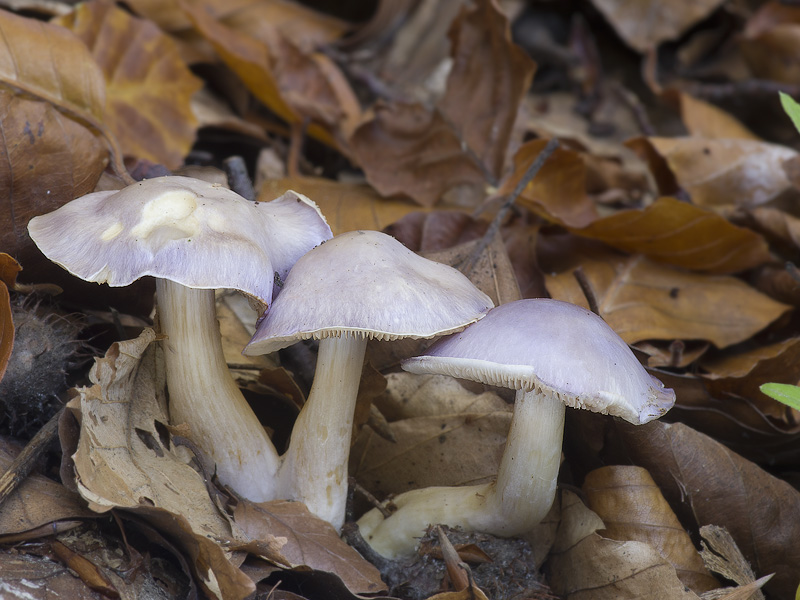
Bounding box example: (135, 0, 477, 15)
(0, 406, 64, 507)
(287, 118, 309, 179)
(223, 156, 256, 202)
(572, 266, 600, 316)
(352, 478, 392, 519)
(464, 139, 559, 274)
(668, 339, 685, 368)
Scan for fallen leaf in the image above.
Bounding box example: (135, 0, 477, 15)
(0, 253, 20, 382)
(54, 0, 203, 169)
(258, 176, 423, 236)
(0, 552, 107, 599)
(638, 137, 798, 209)
(69, 328, 255, 600)
(350, 101, 487, 207)
(588, 0, 726, 52)
(545, 252, 790, 347)
(385, 210, 487, 254)
(439, 0, 536, 182)
(547, 490, 701, 599)
(673, 92, 760, 140)
(233, 499, 386, 596)
(700, 525, 769, 599)
(373, 372, 509, 421)
(617, 420, 800, 599)
(699, 337, 800, 422)
(181, 0, 358, 148)
(350, 410, 510, 500)
(741, 2, 800, 84)
(0, 88, 108, 270)
(0, 439, 94, 542)
(583, 465, 718, 593)
(501, 139, 599, 229)
(571, 196, 772, 274)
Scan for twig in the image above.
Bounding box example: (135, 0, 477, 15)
(223, 156, 256, 202)
(572, 266, 600, 316)
(340, 522, 394, 570)
(464, 138, 559, 274)
(0, 406, 64, 507)
(287, 118, 309, 179)
(352, 478, 392, 518)
(669, 340, 685, 368)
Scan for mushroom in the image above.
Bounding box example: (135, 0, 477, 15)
(27, 176, 332, 501)
(243, 230, 494, 530)
(357, 298, 675, 557)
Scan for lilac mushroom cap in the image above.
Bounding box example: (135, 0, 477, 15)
(28, 176, 333, 501)
(244, 230, 494, 529)
(27, 176, 331, 302)
(404, 298, 674, 424)
(357, 298, 675, 557)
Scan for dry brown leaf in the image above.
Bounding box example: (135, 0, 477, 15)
(545, 252, 789, 347)
(351, 410, 510, 500)
(583, 465, 718, 593)
(501, 139, 599, 229)
(0, 552, 107, 599)
(571, 197, 772, 274)
(180, 0, 358, 148)
(547, 490, 701, 599)
(700, 525, 768, 600)
(673, 93, 760, 141)
(0, 440, 94, 542)
(385, 211, 487, 254)
(741, 2, 800, 84)
(617, 420, 800, 599)
(640, 137, 798, 209)
(0, 92, 107, 274)
(258, 176, 424, 235)
(350, 101, 487, 207)
(588, 0, 726, 53)
(699, 337, 800, 422)
(439, 0, 536, 182)
(233, 499, 386, 596)
(54, 0, 202, 169)
(0, 253, 20, 382)
(69, 328, 255, 600)
(374, 373, 508, 421)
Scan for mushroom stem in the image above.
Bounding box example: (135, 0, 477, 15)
(278, 334, 367, 530)
(157, 279, 281, 500)
(357, 387, 565, 557)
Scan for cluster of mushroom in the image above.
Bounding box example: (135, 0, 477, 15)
(28, 175, 675, 555)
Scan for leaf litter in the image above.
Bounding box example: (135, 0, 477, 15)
(1, 0, 800, 598)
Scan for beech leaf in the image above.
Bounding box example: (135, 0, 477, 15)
(617, 420, 800, 599)
(54, 0, 202, 169)
(583, 465, 718, 593)
(545, 253, 790, 347)
(572, 196, 772, 274)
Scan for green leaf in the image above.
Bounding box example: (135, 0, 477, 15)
(779, 92, 800, 135)
(760, 382, 800, 411)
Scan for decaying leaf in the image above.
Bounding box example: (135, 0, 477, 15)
(673, 92, 760, 141)
(439, 0, 536, 182)
(573, 197, 772, 274)
(547, 490, 702, 599)
(588, 0, 726, 52)
(583, 465, 718, 593)
(741, 2, 800, 84)
(351, 404, 511, 499)
(0, 552, 107, 599)
(54, 0, 203, 169)
(68, 328, 255, 600)
(0, 439, 94, 542)
(180, 0, 358, 148)
(545, 252, 789, 347)
(350, 101, 487, 207)
(259, 176, 424, 235)
(233, 499, 386, 596)
(617, 420, 800, 599)
(637, 137, 799, 209)
(502, 139, 599, 229)
(0, 253, 21, 382)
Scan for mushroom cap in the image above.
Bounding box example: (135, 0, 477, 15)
(27, 176, 332, 304)
(244, 230, 494, 355)
(402, 299, 675, 424)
